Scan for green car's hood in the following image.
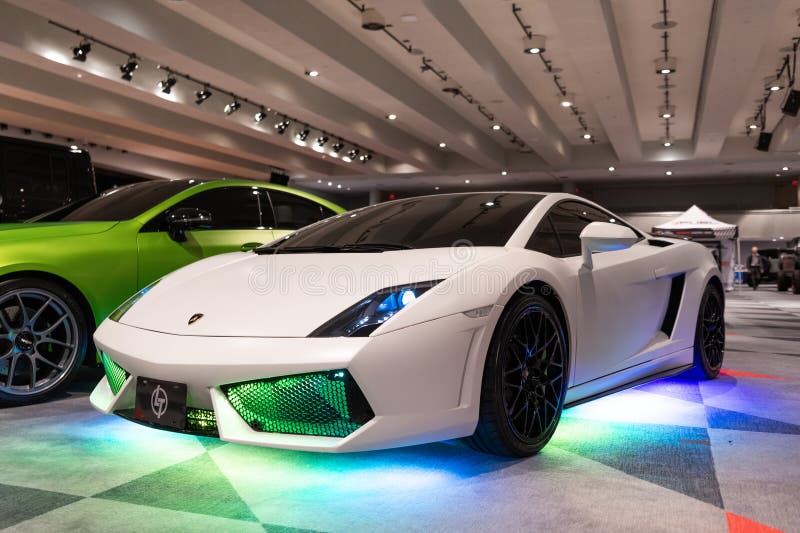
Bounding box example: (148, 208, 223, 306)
(0, 221, 119, 241)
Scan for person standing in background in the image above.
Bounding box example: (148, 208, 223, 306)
(748, 246, 767, 290)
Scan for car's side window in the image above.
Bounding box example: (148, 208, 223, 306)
(527, 201, 640, 257)
(527, 214, 562, 256)
(142, 186, 267, 232)
(267, 190, 335, 230)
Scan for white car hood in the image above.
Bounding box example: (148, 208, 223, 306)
(119, 247, 506, 337)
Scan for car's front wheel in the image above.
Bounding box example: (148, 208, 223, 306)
(466, 293, 568, 457)
(692, 283, 725, 379)
(0, 278, 89, 406)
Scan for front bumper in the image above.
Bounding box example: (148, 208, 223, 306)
(90, 312, 493, 452)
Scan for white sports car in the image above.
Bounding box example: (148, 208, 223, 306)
(91, 192, 724, 457)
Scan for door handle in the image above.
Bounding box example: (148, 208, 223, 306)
(240, 242, 263, 251)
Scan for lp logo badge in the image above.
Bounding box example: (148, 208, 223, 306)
(151, 385, 169, 419)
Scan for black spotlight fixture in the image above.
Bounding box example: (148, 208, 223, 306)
(224, 99, 241, 115)
(316, 135, 329, 147)
(158, 75, 177, 94)
(72, 40, 91, 62)
(359, 152, 372, 163)
(254, 107, 267, 123)
(782, 89, 800, 117)
(296, 126, 310, 142)
(195, 86, 212, 105)
(275, 119, 290, 134)
(331, 141, 344, 154)
(119, 55, 139, 81)
(756, 131, 773, 152)
(347, 148, 360, 160)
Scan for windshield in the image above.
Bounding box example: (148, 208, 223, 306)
(57, 180, 195, 222)
(265, 193, 544, 250)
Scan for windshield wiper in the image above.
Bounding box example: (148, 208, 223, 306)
(253, 242, 413, 255)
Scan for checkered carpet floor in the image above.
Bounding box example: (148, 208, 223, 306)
(1, 288, 798, 532)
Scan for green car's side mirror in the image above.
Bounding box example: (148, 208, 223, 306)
(167, 207, 212, 242)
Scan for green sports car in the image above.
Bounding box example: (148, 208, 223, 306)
(0, 178, 343, 405)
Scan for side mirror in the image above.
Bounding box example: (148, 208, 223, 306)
(579, 222, 638, 269)
(167, 207, 212, 242)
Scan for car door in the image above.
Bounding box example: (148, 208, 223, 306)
(136, 186, 276, 288)
(531, 201, 672, 384)
(267, 189, 338, 240)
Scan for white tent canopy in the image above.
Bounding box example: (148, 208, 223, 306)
(652, 205, 738, 239)
(653, 205, 738, 290)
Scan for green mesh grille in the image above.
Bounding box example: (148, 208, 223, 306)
(101, 352, 129, 395)
(222, 370, 374, 438)
(186, 408, 218, 436)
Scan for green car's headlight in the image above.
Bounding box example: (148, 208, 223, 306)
(309, 280, 442, 337)
(109, 279, 161, 322)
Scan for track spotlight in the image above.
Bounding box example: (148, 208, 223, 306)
(119, 55, 138, 81)
(72, 40, 91, 62)
(523, 34, 546, 55)
(296, 126, 310, 142)
(658, 105, 675, 119)
(275, 119, 290, 134)
(316, 135, 329, 147)
(665, 170, 673, 176)
(654, 57, 677, 75)
(347, 148, 360, 161)
(359, 152, 372, 163)
(745, 118, 759, 130)
(386, 113, 397, 120)
(661, 137, 673, 147)
(361, 7, 386, 30)
(559, 93, 574, 108)
(582, 132, 592, 140)
(765, 75, 785, 92)
(224, 99, 241, 115)
(331, 141, 344, 155)
(195, 86, 212, 105)
(305, 70, 320, 77)
(492, 124, 501, 131)
(158, 75, 177, 94)
(254, 107, 267, 123)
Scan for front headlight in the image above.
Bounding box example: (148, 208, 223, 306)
(309, 280, 442, 337)
(109, 279, 161, 322)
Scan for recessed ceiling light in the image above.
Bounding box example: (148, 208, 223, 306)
(464, 179, 470, 184)
(501, 170, 508, 176)
(439, 142, 447, 148)
(582, 132, 592, 140)
(665, 170, 673, 176)
(400, 13, 418, 22)
(434, 186, 440, 190)
(776, 173, 782, 177)
(327, 181, 333, 186)
(491, 124, 501, 131)
(560, 94, 574, 107)
(782, 166, 789, 171)
(317, 179, 322, 183)
(387, 113, 397, 120)
(306, 70, 319, 77)
(608, 166, 615, 172)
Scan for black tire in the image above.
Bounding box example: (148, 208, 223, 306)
(777, 273, 789, 292)
(465, 293, 568, 457)
(692, 283, 724, 379)
(0, 278, 89, 406)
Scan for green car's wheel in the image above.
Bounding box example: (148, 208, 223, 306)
(0, 278, 89, 406)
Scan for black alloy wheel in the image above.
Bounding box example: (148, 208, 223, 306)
(466, 293, 568, 457)
(693, 283, 725, 379)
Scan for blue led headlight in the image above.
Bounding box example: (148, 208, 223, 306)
(310, 281, 442, 337)
(109, 279, 160, 322)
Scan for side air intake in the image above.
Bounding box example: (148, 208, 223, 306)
(660, 274, 685, 336)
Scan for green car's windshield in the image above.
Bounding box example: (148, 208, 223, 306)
(55, 180, 195, 222)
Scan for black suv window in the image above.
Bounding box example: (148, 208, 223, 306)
(142, 186, 267, 232)
(268, 189, 336, 230)
(528, 201, 638, 257)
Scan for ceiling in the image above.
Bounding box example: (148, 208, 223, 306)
(0, 0, 797, 195)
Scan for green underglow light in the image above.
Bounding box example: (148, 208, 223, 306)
(101, 352, 129, 395)
(222, 370, 373, 438)
(186, 408, 218, 435)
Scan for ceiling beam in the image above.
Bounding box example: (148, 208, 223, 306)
(421, 0, 571, 166)
(545, 0, 642, 162)
(692, 0, 780, 159)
